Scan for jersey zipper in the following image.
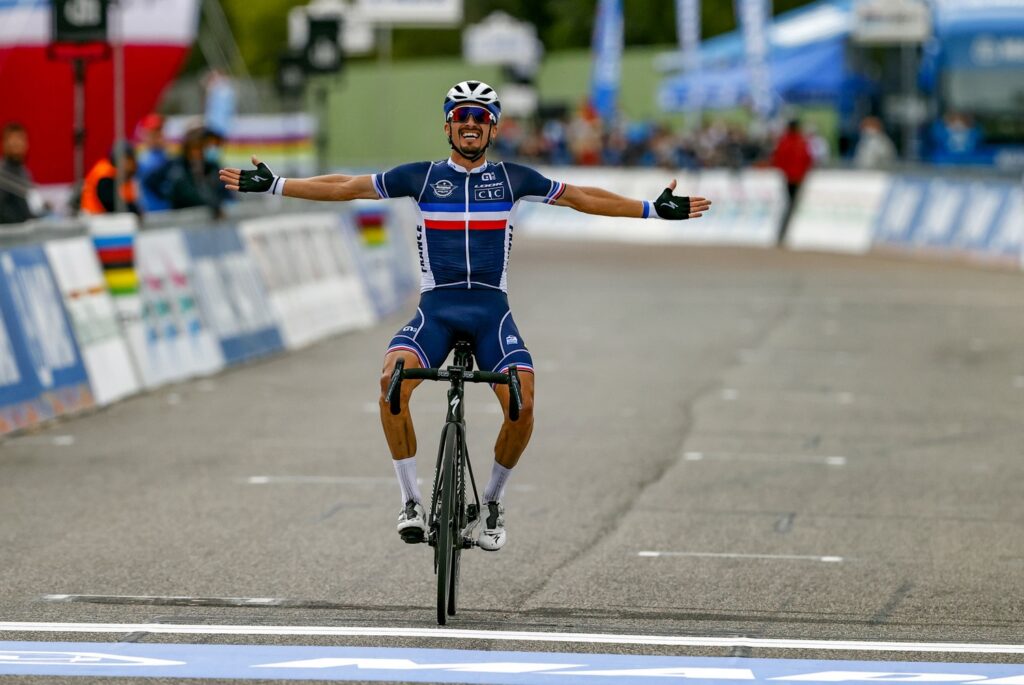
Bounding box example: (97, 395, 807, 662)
(464, 174, 471, 289)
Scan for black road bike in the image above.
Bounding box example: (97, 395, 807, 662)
(384, 339, 522, 625)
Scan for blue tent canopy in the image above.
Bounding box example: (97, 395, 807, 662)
(658, 0, 854, 111)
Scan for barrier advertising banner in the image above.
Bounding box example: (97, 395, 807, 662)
(43, 237, 141, 406)
(239, 213, 376, 350)
(517, 167, 785, 246)
(184, 226, 285, 366)
(0, 245, 93, 435)
(130, 229, 225, 387)
(339, 203, 418, 319)
(873, 176, 1021, 266)
(786, 170, 892, 254)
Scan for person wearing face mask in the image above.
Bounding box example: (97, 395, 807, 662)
(164, 125, 230, 216)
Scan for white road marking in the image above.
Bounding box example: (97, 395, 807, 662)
(0, 622, 1022, 654)
(245, 476, 396, 485)
(243, 476, 536, 492)
(721, 388, 739, 401)
(52, 435, 75, 446)
(836, 392, 855, 404)
(638, 551, 844, 563)
(679, 451, 846, 466)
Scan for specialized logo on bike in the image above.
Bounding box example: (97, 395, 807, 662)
(431, 180, 456, 198)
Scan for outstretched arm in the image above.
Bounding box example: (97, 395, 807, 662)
(219, 156, 378, 202)
(555, 179, 711, 220)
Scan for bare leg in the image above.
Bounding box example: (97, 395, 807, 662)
(379, 350, 424, 460)
(491, 370, 535, 469)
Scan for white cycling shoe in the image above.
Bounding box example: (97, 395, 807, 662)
(397, 499, 426, 544)
(476, 501, 506, 551)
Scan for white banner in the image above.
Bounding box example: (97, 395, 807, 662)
(43, 237, 140, 406)
(515, 167, 786, 247)
(239, 213, 376, 350)
(130, 229, 225, 387)
(786, 170, 892, 254)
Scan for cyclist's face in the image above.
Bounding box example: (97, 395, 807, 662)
(445, 107, 496, 155)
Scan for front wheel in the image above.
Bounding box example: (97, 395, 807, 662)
(436, 424, 459, 625)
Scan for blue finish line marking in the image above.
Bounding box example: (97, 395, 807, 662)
(2, 642, 1024, 683)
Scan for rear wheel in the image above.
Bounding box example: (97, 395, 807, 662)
(436, 424, 458, 625)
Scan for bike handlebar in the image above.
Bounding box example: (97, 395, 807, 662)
(384, 360, 522, 421)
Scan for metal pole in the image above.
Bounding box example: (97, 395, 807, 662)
(73, 59, 86, 193)
(112, 0, 126, 213)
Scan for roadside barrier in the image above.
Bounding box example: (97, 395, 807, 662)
(0, 202, 418, 437)
(787, 170, 1024, 269)
(516, 167, 788, 248)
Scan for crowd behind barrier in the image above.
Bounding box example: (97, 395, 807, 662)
(1, 165, 1020, 438)
(0, 198, 419, 438)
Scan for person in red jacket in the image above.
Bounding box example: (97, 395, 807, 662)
(770, 119, 813, 244)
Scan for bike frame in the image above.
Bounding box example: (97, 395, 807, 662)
(384, 340, 522, 624)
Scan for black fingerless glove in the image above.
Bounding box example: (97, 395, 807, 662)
(653, 187, 692, 220)
(238, 161, 283, 194)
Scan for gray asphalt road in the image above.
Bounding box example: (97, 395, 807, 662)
(1, 238, 1023, 683)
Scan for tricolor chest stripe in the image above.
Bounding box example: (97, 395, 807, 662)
(422, 210, 510, 222)
(419, 201, 514, 213)
(425, 219, 507, 231)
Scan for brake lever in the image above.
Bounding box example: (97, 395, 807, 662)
(385, 359, 405, 415)
(508, 365, 522, 422)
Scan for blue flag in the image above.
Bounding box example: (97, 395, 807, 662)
(590, 0, 624, 123)
(676, 0, 702, 112)
(734, 0, 775, 117)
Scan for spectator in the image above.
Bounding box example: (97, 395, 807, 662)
(930, 111, 981, 161)
(770, 119, 814, 244)
(80, 144, 141, 215)
(136, 113, 171, 212)
(0, 122, 44, 224)
(163, 125, 230, 216)
(853, 116, 897, 169)
(567, 101, 602, 166)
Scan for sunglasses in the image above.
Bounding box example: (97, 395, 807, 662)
(447, 106, 496, 124)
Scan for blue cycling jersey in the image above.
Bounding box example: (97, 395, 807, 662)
(372, 158, 564, 293)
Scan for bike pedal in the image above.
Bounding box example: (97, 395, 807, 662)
(400, 528, 425, 544)
(467, 503, 479, 522)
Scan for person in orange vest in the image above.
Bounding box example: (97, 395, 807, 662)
(80, 143, 141, 215)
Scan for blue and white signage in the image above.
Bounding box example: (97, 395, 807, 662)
(3, 642, 1024, 683)
(0, 246, 92, 432)
(184, 226, 284, 366)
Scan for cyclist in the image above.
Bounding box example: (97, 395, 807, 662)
(220, 80, 711, 551)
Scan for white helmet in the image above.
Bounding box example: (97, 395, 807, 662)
(443, 80, 501, 122)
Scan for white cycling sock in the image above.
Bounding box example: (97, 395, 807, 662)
(393, 456, 421, 506)
(482, 461, 512, 503)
